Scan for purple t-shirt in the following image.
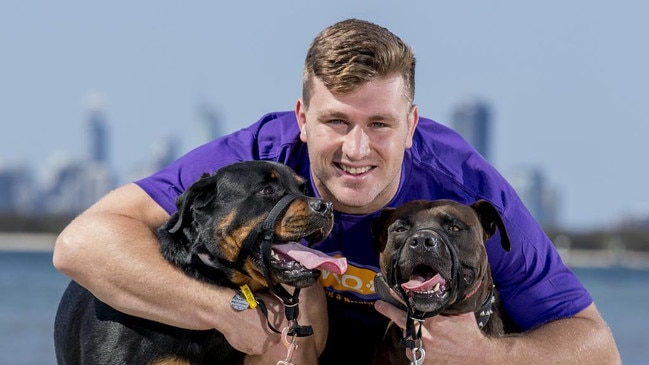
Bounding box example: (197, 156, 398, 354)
(136, 111, 592, 354)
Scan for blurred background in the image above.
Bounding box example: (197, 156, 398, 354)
(1, 1, 647, 364)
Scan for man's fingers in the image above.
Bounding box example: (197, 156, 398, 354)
(374, 299, 407, 329)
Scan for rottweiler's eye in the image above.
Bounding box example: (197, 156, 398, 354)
(299, 183, 308, 195)
(260, 186, 275, 195)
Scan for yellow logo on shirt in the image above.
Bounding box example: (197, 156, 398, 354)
(320, 261, 377, 296)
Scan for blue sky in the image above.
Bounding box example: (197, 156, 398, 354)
(1, 1, 647, 230)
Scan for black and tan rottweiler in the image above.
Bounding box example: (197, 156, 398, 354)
(54, 160, 347, 365)
(371, 199, 511, 365)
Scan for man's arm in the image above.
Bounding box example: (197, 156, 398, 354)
(53, 183, 327, 359)
(375, 301, 621, 364)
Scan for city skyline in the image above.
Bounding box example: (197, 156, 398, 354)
(1, 2, 648, 230)
(0, 95, 571, 232)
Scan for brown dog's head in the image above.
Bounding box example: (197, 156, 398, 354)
(158, 160, 346, 291)
(372, 199, 510, 316)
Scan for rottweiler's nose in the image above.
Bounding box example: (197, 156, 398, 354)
(409, 231, 439, 250)
(309, 199, 333, 215)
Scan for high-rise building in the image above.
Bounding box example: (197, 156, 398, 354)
(85, 94, 109, 164)
(451, 99, 491, 161)
(197, 102, 223, 145)
(507, 166, 559, 228)
(0, 162, 35, 213)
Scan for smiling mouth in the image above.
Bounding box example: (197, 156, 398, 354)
(400, 265, 449, 299)
(336, 163, 373, 175)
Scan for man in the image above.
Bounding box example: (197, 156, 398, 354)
(53, 18, 620, 364)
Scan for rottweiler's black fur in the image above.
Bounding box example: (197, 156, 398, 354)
(54, 160, 334, 365)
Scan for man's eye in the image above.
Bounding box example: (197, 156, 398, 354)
(370, 121, 387, 128)
(328, 119, 345, 125)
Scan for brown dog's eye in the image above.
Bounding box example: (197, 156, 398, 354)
(392, 223, 409, 233)
(447, 225, 460, 232)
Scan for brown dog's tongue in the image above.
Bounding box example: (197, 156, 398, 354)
(401, 273, 446, 292)
(272, 243, 348, 275)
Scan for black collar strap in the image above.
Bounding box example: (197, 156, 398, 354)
(245, 193, 313, 338)
(475, 285, 496, 329)
(257, 194, 313, 337)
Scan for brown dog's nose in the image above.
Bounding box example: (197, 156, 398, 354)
(309, 199, 333, 215)
(409, 231, 439, 250)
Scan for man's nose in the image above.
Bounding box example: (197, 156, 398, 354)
(341, 126, 370, 159)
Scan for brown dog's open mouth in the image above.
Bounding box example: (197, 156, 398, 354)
(399, 264, 451, 312)
(402, 270, 449, 298)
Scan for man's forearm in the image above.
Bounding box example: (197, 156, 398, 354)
(53, 209, 231, 331)
(489, 304, 621, 364)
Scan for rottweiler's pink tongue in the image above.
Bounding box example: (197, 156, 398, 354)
(272, 243, 348, 275)
(401, 273, 446, 292)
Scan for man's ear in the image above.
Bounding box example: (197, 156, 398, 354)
(404, 104, 419, 149)
(295, 99, 308, 143)
(470, 199, 511, 252)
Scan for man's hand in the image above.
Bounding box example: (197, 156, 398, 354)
(374, 299, 492, 364)
(375, 299, 621, 364)
(244, 284, 328, 365)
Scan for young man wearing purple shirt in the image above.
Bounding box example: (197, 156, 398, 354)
(54, 18, 620, 364)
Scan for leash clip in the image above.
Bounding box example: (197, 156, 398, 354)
(409, 344, 426, 365)
(277, 324, 298, 365)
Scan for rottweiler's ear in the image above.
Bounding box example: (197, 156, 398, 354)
(471, 199, 511, 252)
(168, 173, 215, 234)
(371, 208, 396, 255)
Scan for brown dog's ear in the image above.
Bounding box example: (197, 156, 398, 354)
(371, 208, 396, 255)
(470, 199, 511, 252)
(168, 173, 215, 234)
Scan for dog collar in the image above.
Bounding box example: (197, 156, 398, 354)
(475, 285, 496, 329)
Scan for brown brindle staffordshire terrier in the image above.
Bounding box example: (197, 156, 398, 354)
(371, 199, 511, 365)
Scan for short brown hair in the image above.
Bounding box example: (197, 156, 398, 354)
(302, 18, 416, 107)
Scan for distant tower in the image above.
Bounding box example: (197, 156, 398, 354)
(507, 166, 558, 228)
(85, 93, 109, 164)
(451, 99, 491, 161)
(197, 102, 223, 145)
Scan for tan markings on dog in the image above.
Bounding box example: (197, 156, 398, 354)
(152, 358, 190, 365)
(276, 201, 311, 237)
(239, 261, 269, 291)
(269, 169, 279, 179)
(215, 213, 264, 262)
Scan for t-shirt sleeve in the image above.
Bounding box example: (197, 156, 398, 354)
(486, 195, 593, 331)
(134, 128, 259, 215)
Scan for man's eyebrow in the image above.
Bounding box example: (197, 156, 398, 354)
(319, 110, 392, 122)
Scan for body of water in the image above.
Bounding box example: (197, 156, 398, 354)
(1, 251, 647, 364)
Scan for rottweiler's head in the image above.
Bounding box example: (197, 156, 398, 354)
(371, 199, 510, 315)
(158, 161, 346, 291)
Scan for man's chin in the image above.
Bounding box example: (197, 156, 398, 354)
(330, 190, 383, 214)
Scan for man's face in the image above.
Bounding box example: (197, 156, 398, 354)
(296, 76, 418, 214)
